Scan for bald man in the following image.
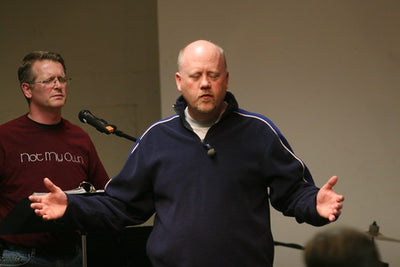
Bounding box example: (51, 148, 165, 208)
(30, 40, 344, 267)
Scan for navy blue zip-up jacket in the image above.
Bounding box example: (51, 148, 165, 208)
(64, 92, 329, 266)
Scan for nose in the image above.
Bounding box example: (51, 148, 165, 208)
(52, 77, 66, 89)
(53, 77, 62, 85)
(200, 75, 211, 89)
(50, 78, 63, 91)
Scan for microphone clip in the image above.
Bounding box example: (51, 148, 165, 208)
(204, 143, 216, 157)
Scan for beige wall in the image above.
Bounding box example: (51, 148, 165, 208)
(158, 1, 400, 266)
(1, 1, 399, 266)
(0, 1, 160, 178)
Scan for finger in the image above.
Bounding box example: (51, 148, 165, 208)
(28, 195, 39, 202)
(329, 214, 336, 222)
(34, 208, 45, 217)
(30, 202, 42, 209)
(28, 195, 45, 203)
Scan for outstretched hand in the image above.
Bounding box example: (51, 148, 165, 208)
(29, 177, 67, 220)
(316, 176, 344, 222)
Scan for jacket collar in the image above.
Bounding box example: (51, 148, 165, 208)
(173, 91, 238, 131)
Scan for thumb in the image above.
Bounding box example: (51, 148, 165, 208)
(43, 177, 60, 193)
(322, 176, 338, 191)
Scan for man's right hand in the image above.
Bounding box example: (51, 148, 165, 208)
(29, 177, 67, 220)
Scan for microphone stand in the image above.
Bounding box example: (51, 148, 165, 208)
(110, 125, 136, 142)
(274, 241, 304, 250)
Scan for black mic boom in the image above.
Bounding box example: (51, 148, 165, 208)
(78, 110, 115, 134)
(78, 110, 137, 142)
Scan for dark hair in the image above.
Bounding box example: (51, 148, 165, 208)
(17, 51, 66, 84)
(304, 226, 381, 267)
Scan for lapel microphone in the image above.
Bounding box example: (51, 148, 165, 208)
(204, 144, 216, 157)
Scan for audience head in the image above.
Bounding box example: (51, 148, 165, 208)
(304, 226, 381, 267)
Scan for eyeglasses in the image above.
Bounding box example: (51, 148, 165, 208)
(30, 76, 71, 86)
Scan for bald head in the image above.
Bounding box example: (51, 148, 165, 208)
(175, 40, 229, 122)
(177, 40, 227, 71)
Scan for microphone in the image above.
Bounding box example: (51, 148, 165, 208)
(204, 144, 216, 157)
(78, 110, 115, 134)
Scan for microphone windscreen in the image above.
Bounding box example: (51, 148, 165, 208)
(78, 110, 91, 123)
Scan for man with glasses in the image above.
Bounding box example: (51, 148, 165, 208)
(0, 51, 109, 266)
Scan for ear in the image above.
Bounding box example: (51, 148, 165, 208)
(175, 72, 182, 92)
(225, 71, 230, 89)
(21, 83, 33, 99)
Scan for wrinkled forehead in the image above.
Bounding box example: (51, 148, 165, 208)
(32, 60, 65, 77)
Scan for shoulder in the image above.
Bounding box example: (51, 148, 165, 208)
(140, 114, 180, 137)
(130, 115, 180, 153)
(62, 118, 91, 137)
(234, 108, 283, 136)
(62, 118, 85, 131)
(0, 115, 29, 131)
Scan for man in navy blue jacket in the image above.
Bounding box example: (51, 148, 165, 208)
(30, 40, 344, 267)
